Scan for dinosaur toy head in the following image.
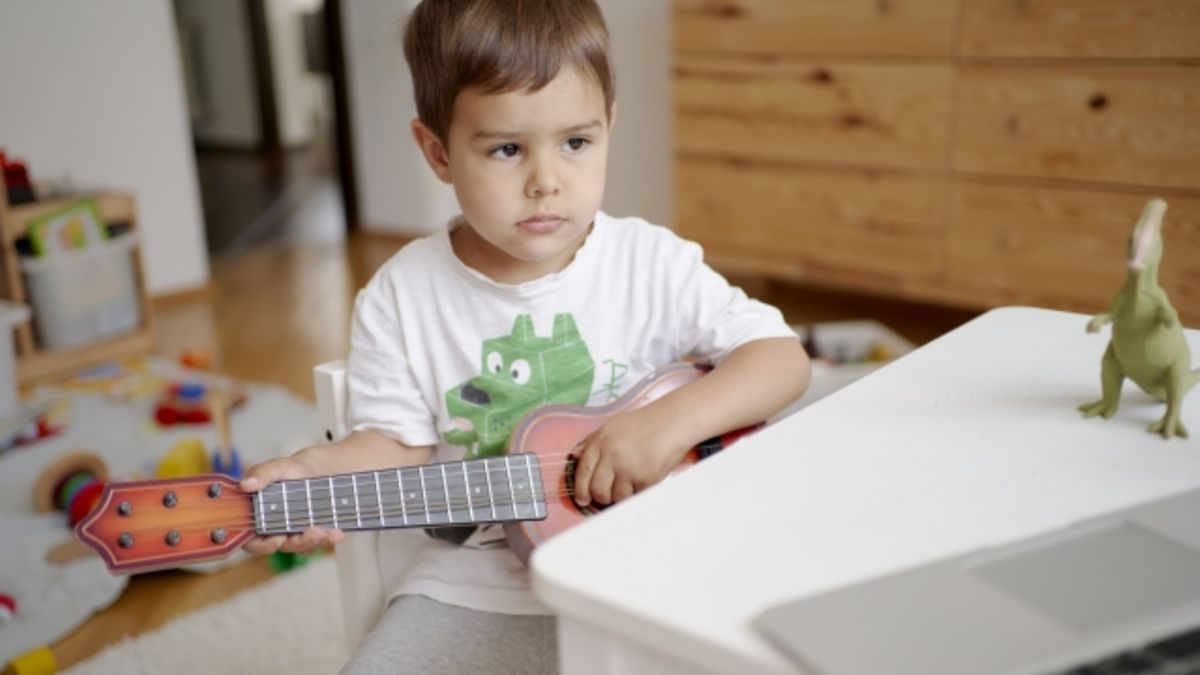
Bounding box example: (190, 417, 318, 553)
(1127, 198, 1167, 276)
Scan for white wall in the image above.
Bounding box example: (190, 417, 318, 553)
(598, 0, 672, 226)
(343, 0, 672, 236)
(0, 0, 209, 295)
(344, 0, 457, 235)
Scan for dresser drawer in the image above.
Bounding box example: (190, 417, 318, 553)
(677, 156, 948, 287)
(674, 0, 956, 58)
(947, 181, 1200, 324)
(955, 66, 1200, 190)
(677, 56, 952, 171)
(961, 0, 1200, 59)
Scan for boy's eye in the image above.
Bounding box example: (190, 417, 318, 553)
(490, 143, 520, 158)
(564, 137, 589, 152)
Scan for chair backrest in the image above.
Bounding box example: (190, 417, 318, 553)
(313, 360, 386, 654)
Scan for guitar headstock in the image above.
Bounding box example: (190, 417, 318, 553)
(75, 474, 254, 574)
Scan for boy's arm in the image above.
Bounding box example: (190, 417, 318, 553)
(572, 337, 810, 506)
(241, 429, 433, 554)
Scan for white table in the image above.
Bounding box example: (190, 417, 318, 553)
(531, 307, 1200, 674)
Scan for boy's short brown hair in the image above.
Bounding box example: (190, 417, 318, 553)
(403, 0, 615, 145)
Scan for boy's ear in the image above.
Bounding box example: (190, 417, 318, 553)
(411, 119, 453, 184)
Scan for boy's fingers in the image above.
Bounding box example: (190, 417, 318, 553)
(612, 477, 634, 503)
(572, 445, 599, 506)
(588, 459, 616, 506)
(243, 535, 285, 555)
(241, 457, 304, 492)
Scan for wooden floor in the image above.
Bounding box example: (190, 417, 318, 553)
(33, 233, 978, 671)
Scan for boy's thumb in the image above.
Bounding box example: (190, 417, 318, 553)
(240, 476, 264, 492)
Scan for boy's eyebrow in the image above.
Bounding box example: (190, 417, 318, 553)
(470, 120, 604, 141)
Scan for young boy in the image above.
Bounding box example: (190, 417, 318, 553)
(242, 0, 810, 671)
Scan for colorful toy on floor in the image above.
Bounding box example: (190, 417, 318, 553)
(33, 452, 109, 527)
(59, 358, 162, 400)
(0, 592, 15, 622)
(154, 381, 245, 426)
(268, 550, 318, 574)
(6, 646, 57, 675)
(179, 348, 214, 370)
(155, 438, 209, 479)
(209, 389, 242, 478)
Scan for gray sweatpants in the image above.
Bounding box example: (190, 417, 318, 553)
(341, 594, 559, 674)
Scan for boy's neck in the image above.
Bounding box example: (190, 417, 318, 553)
(450, 220, 594, 285)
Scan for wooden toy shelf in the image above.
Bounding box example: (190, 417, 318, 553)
(0, 187, 155, 386)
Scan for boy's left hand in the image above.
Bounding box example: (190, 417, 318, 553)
(570, 407, 688, 506)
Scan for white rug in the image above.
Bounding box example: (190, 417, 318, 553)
(0, 358, 320, 662)
(64, 556, 346, 675)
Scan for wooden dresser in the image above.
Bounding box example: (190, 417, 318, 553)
(673, 0, 1200, 326)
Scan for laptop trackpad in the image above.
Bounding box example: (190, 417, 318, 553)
(970, 521, 1200, 633)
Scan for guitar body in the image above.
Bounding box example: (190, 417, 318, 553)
(504, 362, 757, 564)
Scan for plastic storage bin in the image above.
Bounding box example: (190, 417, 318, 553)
(0, 301, 31, 419)
(19, 233, 141, 349)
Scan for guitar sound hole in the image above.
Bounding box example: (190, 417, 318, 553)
(563, 456, 608, 516)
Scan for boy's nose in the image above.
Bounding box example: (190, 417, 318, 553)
(526, 159, 561, 198)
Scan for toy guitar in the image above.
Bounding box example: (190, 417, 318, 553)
(76, 363, 759, 574)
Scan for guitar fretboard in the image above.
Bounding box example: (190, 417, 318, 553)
(252, 454, 546, 536)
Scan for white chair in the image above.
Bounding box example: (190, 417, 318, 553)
(313, 360, 429, 656)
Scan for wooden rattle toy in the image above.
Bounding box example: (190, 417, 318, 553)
(33, 452, 109, 526)
(208, 389, 242, 478)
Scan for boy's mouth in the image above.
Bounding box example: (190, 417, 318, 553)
(517, 214, 565, 234)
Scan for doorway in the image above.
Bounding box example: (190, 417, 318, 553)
(173, 0, 356, 257)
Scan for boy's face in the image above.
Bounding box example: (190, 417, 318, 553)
(413, 65, 612, 283)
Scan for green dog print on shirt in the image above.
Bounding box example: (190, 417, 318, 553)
(443, 314, 595, 459)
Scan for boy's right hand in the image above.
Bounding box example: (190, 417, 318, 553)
(240, 451, 345, 555)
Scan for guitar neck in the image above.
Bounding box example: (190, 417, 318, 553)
(253, 453, 548, 536)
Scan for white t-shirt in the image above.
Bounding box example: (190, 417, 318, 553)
(346, 210, 797, 615)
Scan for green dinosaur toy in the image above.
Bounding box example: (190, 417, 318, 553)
(1079, 198, 1199, 440)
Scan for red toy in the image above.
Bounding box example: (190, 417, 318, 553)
(1, 149, 34, 204)
(0, 593, 15, 622)
(154, 382, 244, 426)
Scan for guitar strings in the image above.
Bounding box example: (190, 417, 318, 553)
(90, 479, 634, 538)
(92, 488, 588, 539)
(91, 447, 716, 540)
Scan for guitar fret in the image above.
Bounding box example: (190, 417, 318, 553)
(418, 465, 430, 523)
(351, 474, 362, 528)
(328, 476, 337, 529)
(256, 490, 265, 533)
(440, 463, 453, 523)
(504, 456, 518, 519)
(484, 458, 497, 521)
(524, 454, 540, 519)
(282, 481, 291, 532)
(374, 471, 385, 526)
(396, 469, 408, 526)
(304, 479, 314, 527)
(462, 460, 475, 522)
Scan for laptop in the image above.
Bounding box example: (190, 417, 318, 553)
(756, 486, 1200, 675)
